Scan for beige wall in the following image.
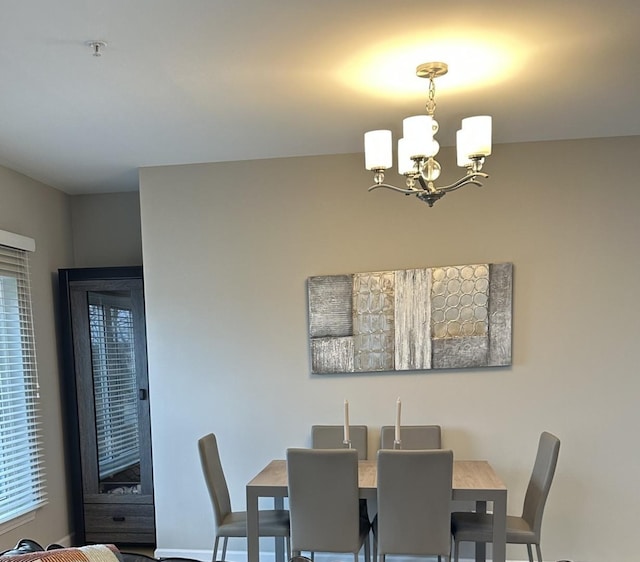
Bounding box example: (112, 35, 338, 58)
(0, 165, 74, 547)
(140, 136, 640, 562)
(0, 171, 142, 550)
(70, 191, 143, 267)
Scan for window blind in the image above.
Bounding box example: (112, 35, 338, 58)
(88, 294, 139, 480)
(0, 236, 47, 525)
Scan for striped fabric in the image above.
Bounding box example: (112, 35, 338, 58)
(0, 545, 121, 562)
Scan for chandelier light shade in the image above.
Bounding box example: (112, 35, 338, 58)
(364, 130, 393, 170)
(364, 62, 492, 207)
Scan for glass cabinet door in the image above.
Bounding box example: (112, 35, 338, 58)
(68, 278, 153, 501)
(88, 289, 142, 495)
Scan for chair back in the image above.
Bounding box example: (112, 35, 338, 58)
(287, 448, 360, 553)
(379, 425, 441, 450)
(376, 449, 453, 557)
(198, 433, 232, 528)
(521, 431, 561, 539)
(312, 425, 368, 460)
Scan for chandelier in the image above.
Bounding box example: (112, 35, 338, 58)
(364, 62, 492, 207)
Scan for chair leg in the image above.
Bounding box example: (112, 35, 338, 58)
(363, 532, 370, 562)
(526, 543, 534, 562)
(535, 543, 543, 562)
(212, 537, 220, 562)
(286, 537, 291, 561)
(221, 537, 228, 560)
(452, 539, 459, 562)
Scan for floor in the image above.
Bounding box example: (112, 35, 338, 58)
(117, 546, 156, 559)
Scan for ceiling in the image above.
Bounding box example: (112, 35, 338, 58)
(1, 0, 638, 195)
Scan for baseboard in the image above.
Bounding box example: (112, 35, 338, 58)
(152, 549, 527, 562)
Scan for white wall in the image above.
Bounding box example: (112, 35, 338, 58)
(0, 165, 74, 547)
(139, 136, 640, 562)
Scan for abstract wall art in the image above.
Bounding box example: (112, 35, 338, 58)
(307, 262, 512, 374)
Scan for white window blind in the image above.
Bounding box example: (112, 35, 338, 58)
(0, 234, 47, 525)
(88, 293, 139, 480)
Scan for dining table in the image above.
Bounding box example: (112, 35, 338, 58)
(246, 458, 507, 562)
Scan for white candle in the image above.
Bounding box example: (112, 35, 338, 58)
(344, 400, 350, 442)
(395, 397, 401, 442)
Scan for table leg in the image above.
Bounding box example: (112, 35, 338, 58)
(274, 497, 285, 562)
(475, 500, 487, 562)
(246, 486, 259, 562)
(491, 490, 507, 562)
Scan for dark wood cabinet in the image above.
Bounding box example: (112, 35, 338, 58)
(59, 267, 155, 545)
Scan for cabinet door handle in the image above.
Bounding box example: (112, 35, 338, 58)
(113, 516, 126, 522)
(139, 388, 147, 400)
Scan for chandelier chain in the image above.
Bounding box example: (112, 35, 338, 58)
(425, 76, 436, 116)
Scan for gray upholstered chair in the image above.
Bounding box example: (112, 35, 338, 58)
(198, 433, 290, 561)
(312, 424, 371, 557)
(312, 425, 368, 459)
(374, 449, 453, 562)
(287, 448, 370, 562)
(451, 431, 561, 562)
(379, 425, 441, 450)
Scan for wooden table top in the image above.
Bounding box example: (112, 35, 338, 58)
(247, 458, 506, 492)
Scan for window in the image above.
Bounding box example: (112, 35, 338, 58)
(0, 231, 46, 526)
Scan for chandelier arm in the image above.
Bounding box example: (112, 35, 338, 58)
(367, 183, 421, 195)
(442, 179, 484, 192)
(434, 172, 489, 193)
